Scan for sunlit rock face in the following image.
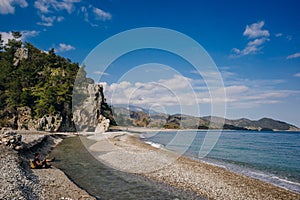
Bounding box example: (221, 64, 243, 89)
(73, 84, 110, 133)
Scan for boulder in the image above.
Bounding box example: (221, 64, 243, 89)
(34, 114, 62, 132)
(0, 130, 23, 150)
(95, 115, 110, 133)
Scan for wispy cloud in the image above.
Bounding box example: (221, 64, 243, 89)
(0, 0, 28, 14)
(1, 0, 112, 27)
(34, 0, 80, 14)
(79, 5, 112, 26)
(21, 30, 39, 39)
(94, 71, 109, 76)
(231, 21, 270, 57)
(243, 21, 270, 39)
(93, 7, 111, 21)
(0, 30, 39, 44)
(287, 52, 300, 59)
(34, 0, 81, 26)
(274, 33, 294, 41)
(36, 15, 64, 26)
(55, 43, 75, 52)
(293, 73, 300, 77)
(37, 15, 56, 26)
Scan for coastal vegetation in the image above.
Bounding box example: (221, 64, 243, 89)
(0, 32, 115, 131)
(0, 32, 77, 117)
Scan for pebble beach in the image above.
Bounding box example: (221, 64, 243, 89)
(0, 131, 95, 200)
(1, 129, 300, 200)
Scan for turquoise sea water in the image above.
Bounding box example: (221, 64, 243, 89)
(141, 130, 300, 193)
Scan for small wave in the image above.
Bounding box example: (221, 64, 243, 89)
(250, 171, 270, 178)
(226, 165, 300, 193)
(144, 141, 164, 149)
(194, 157, 300, 193)
(272, 176, 300, 187)
(139, 134, 146, 139)
(199, 159, 227, 169)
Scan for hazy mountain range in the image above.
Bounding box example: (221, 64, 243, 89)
(112, 105, 300, 131)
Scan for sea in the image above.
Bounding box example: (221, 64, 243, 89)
(141, 130, 300, 193)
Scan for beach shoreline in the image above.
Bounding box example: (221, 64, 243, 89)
(87, 129, 300, 200)
(2, 128, 299, 199)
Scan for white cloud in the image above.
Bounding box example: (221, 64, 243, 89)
(0, 30, 39, 44)
(293, 73, 300, 77)
(243, 21, 270, 39)
(80, 6, 88, 21)
(225, 85, 248, 94)
(232, 21, 270, 57)
(100, 72, 297, 113)
(55, 43, 75, 52)
(231, 38, 270, 57)
(247, 38, 268, 46)
(0, 32, 15, 44)
(93, 7, 111, 21)
(287, 52, 300, 59)
(94, 71, 109, 76)
(34, 1, 111, 27)
(0, 0, 28, 14)
(34, 0, 81, 26)
(217, 69, 299, 108)
(104, 75, 199, 107)
(57, 16, 64, 22)
(37, 15, 56, 26)
(21, 30, 39, 39)
(34, 0, 80, 14)
(275, 33, 283, 37)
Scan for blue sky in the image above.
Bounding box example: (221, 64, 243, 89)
(1, 0, 300, 127)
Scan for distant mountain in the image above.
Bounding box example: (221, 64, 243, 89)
(112, 106, 300, 131)
(227, 117, 299, 131)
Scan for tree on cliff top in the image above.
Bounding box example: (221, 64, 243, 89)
(0, 32, 79, 118)
(0, 32, 117, 129)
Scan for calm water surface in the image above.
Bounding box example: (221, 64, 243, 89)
(142, 130, 300, 193)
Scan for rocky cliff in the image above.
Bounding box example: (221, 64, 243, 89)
(0, 83, 115, 132)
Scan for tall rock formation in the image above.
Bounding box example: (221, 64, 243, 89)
(73, 84, 114, 133)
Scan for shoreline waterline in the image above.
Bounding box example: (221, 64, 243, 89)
(138, 129, 300, 194)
